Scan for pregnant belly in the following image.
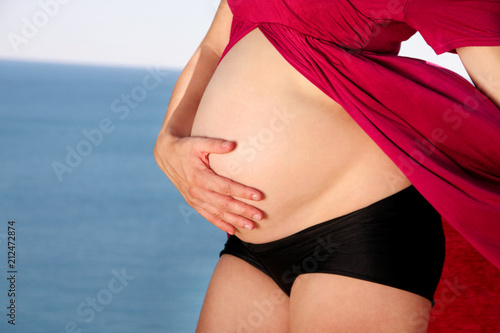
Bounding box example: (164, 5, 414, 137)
(191, 29, 410, 243)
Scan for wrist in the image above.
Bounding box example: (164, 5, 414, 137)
(155, 127, 180, 160)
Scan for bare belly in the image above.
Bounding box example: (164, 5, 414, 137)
(191, 29, 411, 243)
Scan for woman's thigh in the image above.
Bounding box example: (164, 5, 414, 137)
(289, 273, 431, 333)
(196, 254, 290, 333)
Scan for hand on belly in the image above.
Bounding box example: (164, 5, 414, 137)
(192, 91, 374, 242)
(190, 28, 410, 243)
(208, 104, 298, 181)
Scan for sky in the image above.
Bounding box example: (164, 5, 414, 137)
(0, 0, 220, 69)
(0, 0, 469, 78)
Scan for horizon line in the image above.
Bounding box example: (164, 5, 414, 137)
(0, 56, 183, 72)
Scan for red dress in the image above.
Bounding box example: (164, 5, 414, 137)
(222, 0, 500, 330)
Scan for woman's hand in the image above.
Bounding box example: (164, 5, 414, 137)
(154, 131, 264, 235)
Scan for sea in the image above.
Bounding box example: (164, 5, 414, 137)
(0, 59, 226, 333)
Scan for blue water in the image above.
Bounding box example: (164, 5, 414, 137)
(0, 60, 226, 333)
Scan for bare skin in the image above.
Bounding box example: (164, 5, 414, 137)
(154, 1, 500, 331)
(191, 27, 411, 244)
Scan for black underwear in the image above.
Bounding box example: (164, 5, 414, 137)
(220, 185, 445, 303)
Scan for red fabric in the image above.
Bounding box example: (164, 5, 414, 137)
(223, 0, 500, 329)
(428, 221, 500, 332)
(404, 0, 500, 54)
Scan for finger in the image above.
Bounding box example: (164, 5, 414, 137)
(201, 189, 263, 223)
(201, 169, 263, 202)
(197, 207, 236, 235)
(200, 202, 256, 232)
(188, 136, 236, 154)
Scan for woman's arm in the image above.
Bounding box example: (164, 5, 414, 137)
(161, 0, 231, 137)
(456, 46, 500, 109)
(155, 0, 263, 234)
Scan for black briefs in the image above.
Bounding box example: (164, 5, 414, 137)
(220, 185, 445, 303)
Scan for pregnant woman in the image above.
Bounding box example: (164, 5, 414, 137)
(155, 0, 500, 331)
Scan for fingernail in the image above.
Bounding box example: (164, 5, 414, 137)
(253, 214, 261, 221)
(244, 224, 253, 231)
(221, 141, 231, 148)
(252, 194, 260, 200)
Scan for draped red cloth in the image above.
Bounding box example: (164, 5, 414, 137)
(222, 0, 500, 329)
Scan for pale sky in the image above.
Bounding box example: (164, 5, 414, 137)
(0, 0, 220, 69)
(0, 0, 469, 78)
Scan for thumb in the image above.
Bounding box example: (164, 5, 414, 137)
(192, 137, 236, 154)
